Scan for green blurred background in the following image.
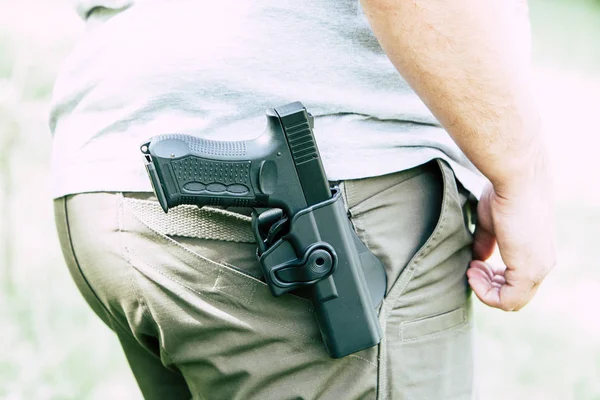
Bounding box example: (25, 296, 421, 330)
(0, 1, 599, 399)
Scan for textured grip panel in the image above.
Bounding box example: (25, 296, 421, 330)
(284, 120, 318, 164)
(155, 133, 247, 157)
(171, 157, 251, 185)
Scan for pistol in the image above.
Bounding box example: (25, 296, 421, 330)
(141, 102, 386, 358)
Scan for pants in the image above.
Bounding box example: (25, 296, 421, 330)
(54, 159, 475, 400)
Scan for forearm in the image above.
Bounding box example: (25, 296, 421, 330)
(361, 0, 546, 195)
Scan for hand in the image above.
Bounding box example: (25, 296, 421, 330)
(466, 178, 557, 311)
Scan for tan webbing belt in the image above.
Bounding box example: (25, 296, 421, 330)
(123, 197, 256, 243)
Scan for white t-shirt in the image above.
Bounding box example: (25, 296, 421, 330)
(49, 0, 485, 199)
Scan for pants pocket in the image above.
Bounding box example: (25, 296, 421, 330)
(389, 302, 474, 400)
(341, 160, 475, 399)
(382, 160, 474, 399)
(399, 306, 468, 342)
(341, 161, 444, 295)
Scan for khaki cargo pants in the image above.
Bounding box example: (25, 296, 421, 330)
(54, 160, 476, 400)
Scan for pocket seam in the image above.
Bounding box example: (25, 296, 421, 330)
(388, 159, 454, 302)
(370, 160, 467, 399)
(121, 195, 268, 288)
(121, 195, 318, 307)
(399, 307, 468, 343)
(119, 200, 383, 364)
(117, 195, 180, 366)
(212, 266, 259, 305)
(124, 245, 337, 349)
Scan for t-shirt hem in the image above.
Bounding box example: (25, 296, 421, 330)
(51, 152, 486, 201)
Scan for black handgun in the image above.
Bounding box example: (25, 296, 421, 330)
(141, 102, 386, 358)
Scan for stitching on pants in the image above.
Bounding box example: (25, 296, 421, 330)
(125, 246, 336, 350)
(389, 161, 451, 306)
(122, 198, 377, 369)
(125, 245, 321, 342)
(377, 160, 452, 400)
(123, 199, 266, 287)
(392, 202, 447, 306)
(384, 164, 450, 324)
(123, 196, 314, 307)
(124, 246, 376, 369)
(125, 245, 226, 307)
(211, 268, 222, 292)
(348, 354, 378, 368)
(215, 281, 258, 305)
(119, 194, 154, 324)
(118, 194, 178, 366)
(211, 268, 258, 305)
(399, 308, 467, 342)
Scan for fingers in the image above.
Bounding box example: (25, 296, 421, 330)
(467, 182, 555, 312)
(468, 260, 539, 312)
(467, 260, 502, 308)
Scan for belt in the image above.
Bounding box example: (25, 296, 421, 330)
(122, 193, 256, 243)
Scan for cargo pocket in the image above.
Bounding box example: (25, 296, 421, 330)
(399, 306, 468, 342)
(389, 305, 473, 400)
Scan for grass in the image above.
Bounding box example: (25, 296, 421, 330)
(1, 1, 599, 399)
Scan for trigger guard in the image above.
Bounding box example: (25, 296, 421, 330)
(266, 217, 289, 246)
(252, 208, 287, 254)
(256, 209, 284, 236)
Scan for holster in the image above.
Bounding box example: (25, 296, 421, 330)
(251, 187, 387, 358)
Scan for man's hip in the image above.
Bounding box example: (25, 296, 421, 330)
(54, 159, 475, 399)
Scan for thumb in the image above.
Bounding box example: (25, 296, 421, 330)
(497, 269, 540, 311)
(467, 260, 503, 308)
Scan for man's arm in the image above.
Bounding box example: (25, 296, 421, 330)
(360, 0, 556, 311)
